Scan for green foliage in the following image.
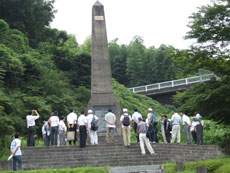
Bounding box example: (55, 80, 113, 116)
(164, 158, 230, 173)
(215, 164, 230, 173)
(0, 114, 15, 159)
(216, 132, 230, 155)
(0, 166, 108, 173)
(173, 77, 230, 125)
(113, 79, 173, 118)
(109, 37, 185, 88)
(173, 0, 230, 125)
(0, 0, 56, 47)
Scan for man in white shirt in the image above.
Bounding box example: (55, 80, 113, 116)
(170, 111, 181, 144)
(67, 108, 78, 145)
(86, 110, 99, 145)
(132, 108, 142, 143)
(78, 110, 88, 148)
(49, 111, 59, 146)
(59, 116, 67, 146)
(26, 110, 40, 146)
(105, 109, 116, 143)
(11, 132, 22, 171)
(120, 108, 132, 146)
(180, 111, 192, 144)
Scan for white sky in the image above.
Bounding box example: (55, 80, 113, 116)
(51, 0, 211, 49)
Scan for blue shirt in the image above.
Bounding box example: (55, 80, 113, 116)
(171, 113, 181, 125)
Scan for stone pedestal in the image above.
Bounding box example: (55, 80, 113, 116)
(88, 1, 121, 135)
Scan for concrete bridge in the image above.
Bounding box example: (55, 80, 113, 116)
(129, 73, 216, 105)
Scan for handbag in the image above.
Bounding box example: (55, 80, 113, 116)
(67, 131, 75, 141)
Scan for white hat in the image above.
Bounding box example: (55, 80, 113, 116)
(123, 108, 128, 113)
(148, 108, 152, 112)
(88, 109, 93, 114)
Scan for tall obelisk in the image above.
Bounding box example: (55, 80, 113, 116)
(88, 1, 121, 135)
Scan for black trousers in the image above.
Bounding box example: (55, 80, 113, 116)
(51, 126, 58, 145)
(191, 130, 197, 144)
(196, 124, 203, 145)
(68, 124, 77, 145)
(165, 129, 171, 143)
(79, 126, 87, 148)
(27, 126, 35, 146)
(148, 125, 158, 142)
(134, 122, 139, 142)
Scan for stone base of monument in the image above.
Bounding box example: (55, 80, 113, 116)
(98, 134, 123, 145)
(86, 134, 122, 145)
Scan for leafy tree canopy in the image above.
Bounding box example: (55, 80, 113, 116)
(174, 0, 230, 125)
(0, 0, 56, 47)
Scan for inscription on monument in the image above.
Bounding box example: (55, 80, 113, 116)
(94, 16, 104, 20)
(93, 105, 116, 133)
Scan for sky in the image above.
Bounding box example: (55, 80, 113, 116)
(51, 0, 211, 49)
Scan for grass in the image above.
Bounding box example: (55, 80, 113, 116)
(163, 157, 230, 173)
(0, 167, 108, 173)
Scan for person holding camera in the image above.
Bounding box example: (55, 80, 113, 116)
(26, 110, 40, 146)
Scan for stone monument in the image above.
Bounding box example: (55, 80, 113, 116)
(87, 1, 121, 135)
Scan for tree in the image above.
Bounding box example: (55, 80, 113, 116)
(109, 39, 129, 86)
(126, 36, 147, 86)
(174, 0, 230, 125)
(0, 0, 56, 47)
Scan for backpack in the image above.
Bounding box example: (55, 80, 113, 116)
(91, 115, 98, 131)
(122, 114, 130, 126)
(151, 113, 158, 125)
(168, 120, 172, 131)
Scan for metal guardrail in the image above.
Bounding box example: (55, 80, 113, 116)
(129, 73, 215, 93)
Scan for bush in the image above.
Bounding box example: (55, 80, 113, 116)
(216, 132, 230, 155)
(164, 158, 230, 173)
(215, 164, 230, 173)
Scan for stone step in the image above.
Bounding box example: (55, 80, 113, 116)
(23, 160, 164, 170)
(1, 143, 222, 171)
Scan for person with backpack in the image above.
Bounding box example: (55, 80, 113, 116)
(86, 109, 99, 145)
(120, 108, 132, 146)
(162, 115, 171, 143)
(147, 108, 158, 143)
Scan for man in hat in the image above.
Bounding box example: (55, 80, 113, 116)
(86, 109, 99, 145)
(120, 108, 132, 146)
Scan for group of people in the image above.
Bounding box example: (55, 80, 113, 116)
(11, 107, 204, 171)
(40, 109, 99, 148)
(160, 111, 204, 145)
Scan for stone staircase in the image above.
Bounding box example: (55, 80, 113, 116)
(1, 143, 222, 171)
(22, 143, 221, 170)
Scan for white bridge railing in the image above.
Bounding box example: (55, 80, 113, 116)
(129, 73, 215, 94)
